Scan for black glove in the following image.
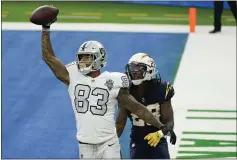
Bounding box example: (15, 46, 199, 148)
(42, 18, 57, 29)
(161, 125, 177, 145)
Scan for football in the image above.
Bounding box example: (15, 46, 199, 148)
(30, 5, 59, 25)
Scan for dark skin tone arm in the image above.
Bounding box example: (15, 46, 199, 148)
(117, 88, 164, 133)
(42, 31, 70, 86)
(116, 99, 174, 137)
(116, 83, 174, 137)
(116, 104, 128, 137)
(160, 100, 174, 130)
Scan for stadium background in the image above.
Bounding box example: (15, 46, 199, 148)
(2, 1, 236, 159)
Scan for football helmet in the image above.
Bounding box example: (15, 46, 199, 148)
(76, 40, 107, 75)
(126, 53, 158, 85)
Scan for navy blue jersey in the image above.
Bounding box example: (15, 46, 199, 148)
(127, 80, 175, 141)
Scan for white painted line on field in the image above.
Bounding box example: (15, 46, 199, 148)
(181, 134, 237, 141)
(178, 147, 236, 152)
(58, 15, 101, 19)
(132, 16, 188, 21)
(187, 111, 237, 118)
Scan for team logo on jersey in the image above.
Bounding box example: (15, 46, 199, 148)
(104, 79, 114, 90)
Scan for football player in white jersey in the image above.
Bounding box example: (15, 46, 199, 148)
(40, 18, 168, 159)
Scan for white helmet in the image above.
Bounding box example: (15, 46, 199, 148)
(76, 40, 107, 75)
(126, 53, 158, 85)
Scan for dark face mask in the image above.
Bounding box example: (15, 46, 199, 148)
(126, 63, 147, 80)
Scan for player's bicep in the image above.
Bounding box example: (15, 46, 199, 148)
(117, 88, 142, 116)
(43, 56, 69, 86)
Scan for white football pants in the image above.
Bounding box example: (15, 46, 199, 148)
(78, 135, 121, 159)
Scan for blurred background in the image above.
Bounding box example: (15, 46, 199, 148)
(1, 1, 236, 159)
(2, 1, 236, 25)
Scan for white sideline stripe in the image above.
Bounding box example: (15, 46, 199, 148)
(2, 22, 190, 33)
(2, 22, 236, 34)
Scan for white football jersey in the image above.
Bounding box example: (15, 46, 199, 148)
(66, 61, 129, 144)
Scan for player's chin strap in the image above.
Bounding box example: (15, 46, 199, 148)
(155, 73, 161, 83)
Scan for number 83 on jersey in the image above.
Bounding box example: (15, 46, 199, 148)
(74, 84, 109, 116)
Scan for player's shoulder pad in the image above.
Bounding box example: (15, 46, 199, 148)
(109, 72, 130, 88)
(161, 81, 175, 101)
(65, 61, 78, 73)
(65, 61, 77, 68)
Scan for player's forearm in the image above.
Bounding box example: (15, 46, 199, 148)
(163, 111, 174, 130)
(134, 102, 164, 129)
(160, 100, 174, 130)
(116, 123, 125, 137)
(115, 106, 127, 137)
(118, 89, 164, 129)
(42, 30, 56, 61)
(41, 30, 70, 85)
(165, 120, 174, 130)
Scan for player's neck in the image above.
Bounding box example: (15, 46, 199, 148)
(137, 81, 150, 93)
(136, 83, 145, 94)
(87, 70, 101, 78)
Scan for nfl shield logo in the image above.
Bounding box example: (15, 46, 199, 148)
(104, 79, 114, 90)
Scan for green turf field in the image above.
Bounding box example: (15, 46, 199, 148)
(2, 1, 236, 25)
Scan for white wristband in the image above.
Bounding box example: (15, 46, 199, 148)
(157, 130, 164, 138)
(42, 28, 50, 32)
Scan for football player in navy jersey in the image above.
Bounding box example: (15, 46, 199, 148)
(116, 53, 176, 159)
